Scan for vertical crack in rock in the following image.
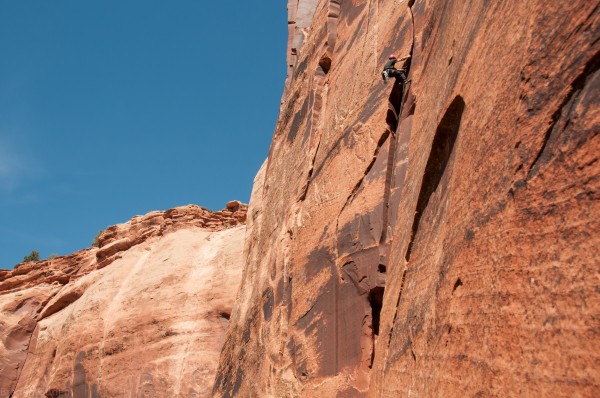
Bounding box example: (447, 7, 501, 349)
(409, 1, 416, 41)
(527, 50, 600, 179)
(371, 74, 410, 372)
(334, 258, 340, 375)
(374, 1, 416, 370)
(336, 0, 414, 217)
(379, 83, 405, 245)
(387, 269, 407, 347)
(379, 65, 413, 245)
(405, 96, 465, 261)
(380, 0, 415, 245)
(299, 128, 322, 201)
(298, 59, 328, 200)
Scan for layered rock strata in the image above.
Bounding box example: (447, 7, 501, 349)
(214, 0, 599, 397)
(0, 203, 247, 398)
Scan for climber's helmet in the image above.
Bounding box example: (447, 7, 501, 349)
(389, 54, 397, 60)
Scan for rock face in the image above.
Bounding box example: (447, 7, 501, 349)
(0, 203, 247, 398)
(214, 1, 599, 397)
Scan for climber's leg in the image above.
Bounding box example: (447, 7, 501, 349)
(390, 69, 410, 85)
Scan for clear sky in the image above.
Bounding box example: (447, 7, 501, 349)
(0, 1, 287, 269)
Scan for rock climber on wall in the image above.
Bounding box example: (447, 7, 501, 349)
(382, 54, 411, 85)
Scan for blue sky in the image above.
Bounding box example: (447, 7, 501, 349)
(0, 1, 287, 269)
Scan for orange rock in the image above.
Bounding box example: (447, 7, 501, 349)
(226, 200, 243, 211)
(0, 204, 247, 398)
(214, 1, 599, 397)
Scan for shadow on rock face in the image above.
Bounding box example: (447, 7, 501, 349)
(406, 95, 465, 261)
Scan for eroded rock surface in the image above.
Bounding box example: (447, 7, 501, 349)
(0, 203, 247, 398)
(214, 0, 599, 397)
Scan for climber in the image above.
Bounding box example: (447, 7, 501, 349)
(382, 54, 410, 85)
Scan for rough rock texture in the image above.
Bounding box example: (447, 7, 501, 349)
(0, 203, 247, 398)
(214, 0, 599, 397)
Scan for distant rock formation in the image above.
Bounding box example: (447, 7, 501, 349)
(0, 203, 247, 398)
(213, 0, 599, 397)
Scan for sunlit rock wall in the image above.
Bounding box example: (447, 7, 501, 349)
(214, 0, 599, 397)
(0, 204, 247, 398)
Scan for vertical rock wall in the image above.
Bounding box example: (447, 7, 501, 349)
(214, 0, 599, 397)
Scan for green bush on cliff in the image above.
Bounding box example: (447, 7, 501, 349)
(23, 250, 40, 262)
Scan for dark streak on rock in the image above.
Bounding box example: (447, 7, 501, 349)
(262, 287, 274, 321)
(405, 96, 465, 261)
(527, 50, 600, 179)
(344, 15, 367, 53)
(73, 352, 88, 398)
(464, 229, 475, 241)
(299, 139, 322, 201)
(341, 0, 367, 26)
(231, 367, 243, 397)
(288, 97, 310, 143)
(338, 130, 391, 217)
(305, 247, 336, 281)
(242, 318, 252, 344)
(294, 57, 309, 80)
(382, 21, 410, 62)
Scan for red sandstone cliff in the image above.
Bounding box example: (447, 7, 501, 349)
(213, 0, 599, 397)
(0, 202, 247, 397)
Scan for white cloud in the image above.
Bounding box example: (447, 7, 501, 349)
(0, 146, 23, 190)
(0, 138, 37, 192)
